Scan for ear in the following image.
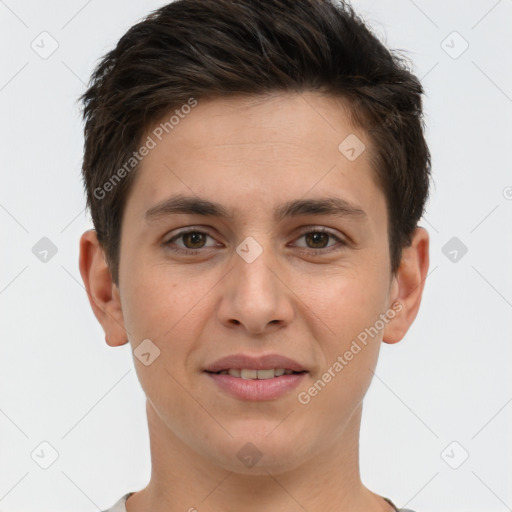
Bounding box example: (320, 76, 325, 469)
(383, 227, 429, 344)
(79, 229, 128, 347)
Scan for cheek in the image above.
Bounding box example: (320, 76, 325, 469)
(301, 264, 390, 342)
(298, 272, 385, 414)
(297, 266, 388, 410)
(121, 266, 218, 378)
(121, 262, 199, 332)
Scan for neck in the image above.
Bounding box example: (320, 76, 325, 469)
(126, 400, 393, 512)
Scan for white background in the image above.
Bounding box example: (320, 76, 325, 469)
(0, 1, 511, 511)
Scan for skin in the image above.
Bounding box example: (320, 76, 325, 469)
(79, 91, 429, 512)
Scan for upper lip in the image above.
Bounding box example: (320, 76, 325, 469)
(204, 353, 308, 373)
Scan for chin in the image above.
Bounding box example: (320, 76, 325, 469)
(206, 430, 311, 475)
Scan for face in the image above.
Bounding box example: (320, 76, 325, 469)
(109, 92, 403, 473)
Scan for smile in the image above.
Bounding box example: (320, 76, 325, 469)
(205, 370, 307, 401)
(209, 368, 303, 379)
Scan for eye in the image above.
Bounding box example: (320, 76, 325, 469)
(164, 227, 347, 256)
(164, 229, 218, 254)
(292, 227, 346, 254)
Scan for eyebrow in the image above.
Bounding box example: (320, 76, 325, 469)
(144, 194, 367, 223)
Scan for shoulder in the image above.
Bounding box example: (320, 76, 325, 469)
(384, 497, 418, 512)
(100, 492, 134, 512)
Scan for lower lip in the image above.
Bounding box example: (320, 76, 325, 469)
(205, 372, 307, 401)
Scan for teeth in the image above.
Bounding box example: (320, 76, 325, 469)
(256, 369, 275, 380)
(241, 369, 258, 379)
(217, 368, 295, 379)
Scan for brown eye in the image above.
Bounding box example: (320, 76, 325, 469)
(165, 229, 217, 254)
(293, 228, 347, 255)
(304, 232, 330, 249)
(181, 232, 207, 249)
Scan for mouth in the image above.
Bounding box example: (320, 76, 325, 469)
(204, 368, 308, 401)
(205, 368, 307, 379)
(203, 353, 308, 400)
(204, 353, 307, 374)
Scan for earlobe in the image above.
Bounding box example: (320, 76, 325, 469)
(382, 227, 429, 344)
(79, 229, 129, 347)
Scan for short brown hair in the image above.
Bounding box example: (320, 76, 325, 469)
(79, 0, 431, 285)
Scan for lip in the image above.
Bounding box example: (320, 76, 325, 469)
(204, 353, 307, 373)
(205, 372, 307, 401)
(203, 353, 308, 402)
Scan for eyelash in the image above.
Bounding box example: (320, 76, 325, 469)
(164, 227, 347, 256)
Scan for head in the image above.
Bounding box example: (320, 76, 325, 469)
(79, 0, 430, 475)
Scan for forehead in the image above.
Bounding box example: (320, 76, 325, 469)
(147, 92, 362, 160)
(124, 92, 385, 227)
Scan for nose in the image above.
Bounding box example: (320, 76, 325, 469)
(216, 240, 294, 335)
